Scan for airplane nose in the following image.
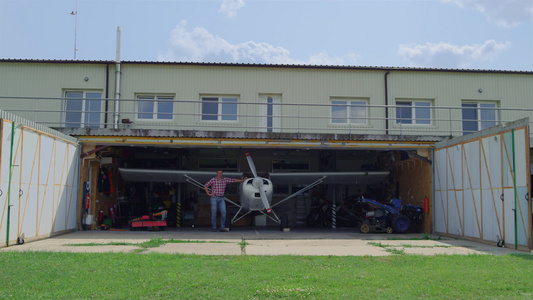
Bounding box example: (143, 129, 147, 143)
(252, 177, 263, 189)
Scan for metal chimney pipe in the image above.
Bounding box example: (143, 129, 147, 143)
(113, 26, 122, 128)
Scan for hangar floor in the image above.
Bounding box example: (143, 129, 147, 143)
(2, 227, 527, 256)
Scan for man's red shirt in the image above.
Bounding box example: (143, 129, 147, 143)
(204, 177, 235, 196)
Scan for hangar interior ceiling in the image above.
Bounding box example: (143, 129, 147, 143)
(92, 145, 430, 230)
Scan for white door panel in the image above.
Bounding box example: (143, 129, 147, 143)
(435, 118, 531, 250)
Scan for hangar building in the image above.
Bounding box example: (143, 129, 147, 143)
(0, 59, 531, 250)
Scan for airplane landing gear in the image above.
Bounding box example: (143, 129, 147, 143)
(280, 214, 289, 231)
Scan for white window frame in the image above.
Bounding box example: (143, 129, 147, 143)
(330, 98, 368, 125)
(395, 99, 432, 125)
(201, 95, 239, 122)
(136, 95, 175, 121)
(461, 101, 498, 134)
(64, 90, 103, 128)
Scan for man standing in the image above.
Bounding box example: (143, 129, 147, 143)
(204, 170, 247, 232)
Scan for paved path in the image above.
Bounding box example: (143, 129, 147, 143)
(1, 227, 528, 256)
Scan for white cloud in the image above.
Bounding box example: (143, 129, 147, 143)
(308, 51, 360, 66)
(219, 0, 245, 18)
(398, 40, 512, 68)
(158, 20, 359, 66)
(443, 0, 533, 27)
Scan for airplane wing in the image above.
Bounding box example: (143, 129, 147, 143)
(118, 168, 243, 183)
(268, 171, 390, 185)
(119, 168, 388, 185)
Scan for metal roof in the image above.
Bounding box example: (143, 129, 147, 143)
(1, 59, 532, 74)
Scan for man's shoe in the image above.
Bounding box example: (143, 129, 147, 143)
(220, 229, 226, 232)
(211, 228, 218, 232)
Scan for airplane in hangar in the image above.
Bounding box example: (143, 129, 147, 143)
(118, 152, 389, 230)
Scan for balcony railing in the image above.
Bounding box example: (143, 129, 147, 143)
(1, 96, 532, 141)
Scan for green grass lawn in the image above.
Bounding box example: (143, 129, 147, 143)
(1, 251, 532, 299)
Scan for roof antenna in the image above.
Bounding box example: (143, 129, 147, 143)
(70, 0, 78, 59)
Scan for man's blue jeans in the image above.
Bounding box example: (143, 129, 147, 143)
(210, 196, 226, 229)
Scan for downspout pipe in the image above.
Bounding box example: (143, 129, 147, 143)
(113, 26, 122, 129)
(384, 70, 390, 135)
(104, 64, 109, 128)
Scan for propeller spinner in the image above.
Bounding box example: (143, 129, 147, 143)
(245, 152, 271, 213)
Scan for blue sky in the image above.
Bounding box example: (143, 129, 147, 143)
(1, 0, 532, 71)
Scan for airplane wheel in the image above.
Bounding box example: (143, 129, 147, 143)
(360, 224, 370, 233)
(280, 214, 289, 231)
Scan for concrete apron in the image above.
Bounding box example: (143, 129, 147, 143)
(0, 227, 527, 256)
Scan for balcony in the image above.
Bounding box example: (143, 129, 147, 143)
(1, 96, 531, 144)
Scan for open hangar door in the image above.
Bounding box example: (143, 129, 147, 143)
(1, 113, 79, 247)
(434, 118, 531, 250)
(87, 145, 432, 233)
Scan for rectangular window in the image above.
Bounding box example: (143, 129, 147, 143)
(266, 96, 273, 130)
(137, 95, 174, 120)
(65, 91, 102, 128)
(330, 99, 367, 124)
(201, 96, 238, 121)
(462, 102, 497, 135)
(395, 100, 431, 125)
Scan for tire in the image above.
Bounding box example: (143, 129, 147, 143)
(17, 237, 25, 245)
(392, 215, 411, 233)
(360, 223, 370, 233)
(280, 214, 289, 231)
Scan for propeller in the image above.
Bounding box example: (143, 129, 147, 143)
(245, 152, 271, 213)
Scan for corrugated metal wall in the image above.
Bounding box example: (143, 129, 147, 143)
(0, 62, 111, 127)
(1, 61, 532, 138)
(118, 64, 387, 134)
(389, 71, 533, 136)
